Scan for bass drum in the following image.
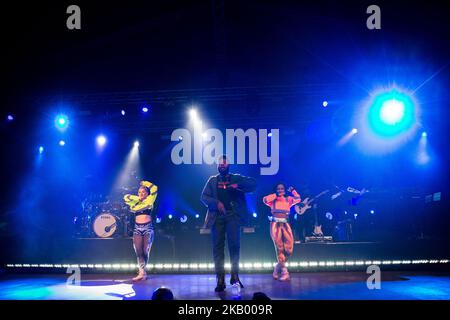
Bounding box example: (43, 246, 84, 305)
(93, 213, 119, 238)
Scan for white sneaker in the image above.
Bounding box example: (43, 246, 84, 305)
(279, 267, 290, 281)
(272, 263, 280, 280)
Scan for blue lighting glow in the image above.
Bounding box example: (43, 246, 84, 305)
(195, 214, 200, 219)
(55, 114, 69, 131)
(421, 131, 427, 137)
(142, 107, 149, 113)
(7, 114, 14, 121)
(96, 135, 107, 147)
(367, 90, 416, 137)
(121, 110, 126, 116)
(39, 146, 44, 154)
(322, 101, 328, 107)
(252, 212, 258, 218)
(168, 214, 173, 219)
(59, 140, 66, 146)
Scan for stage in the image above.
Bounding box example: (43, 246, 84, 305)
(1, 271, 450, 300)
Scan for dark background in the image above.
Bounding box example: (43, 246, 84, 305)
(0, 0, 449, 264)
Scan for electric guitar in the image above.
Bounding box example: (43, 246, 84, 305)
(294, 189, 329, 216)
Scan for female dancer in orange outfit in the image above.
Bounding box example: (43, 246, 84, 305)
(263, 183, 301, 281)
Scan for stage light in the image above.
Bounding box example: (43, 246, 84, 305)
(121, 110, 126, 116)
(367, 89, 416, 137)
(195, 214, 200, 219)
(39, 146, 44, 154)
(338, 128, 358, 146)
(180, 215, 188, 223)
(189, 108, 202, 127)
(322, 101, 328, 107)
(59, 140, 66, 146)
(252, 212, 258, 218)
(96, 135, 107, 147)
(7, 114, 14, 121)
(142, 107, 149, 113)
(168, 214, 173, 219)
(156, 217, 162, 223)
(189, 108, 198, 118)
(55, 114, 69, 131)
(134, 140, 140, 148)
(417, 131, 430, 165)
(370, 210, 375, 214)
(268, 132, 273, 138)
(380, 99, 405, 125)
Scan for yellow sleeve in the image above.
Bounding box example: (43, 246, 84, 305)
(123, 194, 139, 208)
(130, 185, 158, 212)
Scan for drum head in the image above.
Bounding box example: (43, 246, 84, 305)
(93, 213, 117, 238)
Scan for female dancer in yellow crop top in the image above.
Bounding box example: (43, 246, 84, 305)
(123, 180, 158, 281)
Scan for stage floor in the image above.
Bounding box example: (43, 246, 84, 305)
(1, 271, 449, 300)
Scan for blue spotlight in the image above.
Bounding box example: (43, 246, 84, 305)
(156, 217, 162, 224)
(168, 214, 173, 219)
(322, 101, 328, 107)
(370, 210, 375, 214)
(195, 214, 200, 219)
(55, 114, 69, 131)
(368, 90, 416, 137)
(134, 140, 140, 148)
(96, 135, 107, 147)
(7, 114, 14, 121)
(351, 128, 358, 134)
(39, 146, 44, 154)
(142, 106, 149, 113)
(417, 132, 430, 165)
(59, 140, 66, 146)
(180, 215, 188, 223)
(121, 110, 126, 116)
(268, 132, 273, 138)
(252, 212, 258, 218)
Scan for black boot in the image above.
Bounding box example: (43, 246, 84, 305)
(230, 274, 244, 288)
(215, 274, 226, 292)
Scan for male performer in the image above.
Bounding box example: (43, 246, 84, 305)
(201, 155, 257, 292)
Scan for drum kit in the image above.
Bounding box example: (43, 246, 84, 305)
(74, 188, 135, 238)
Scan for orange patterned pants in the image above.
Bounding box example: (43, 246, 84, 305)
(270, 222, 294, 263)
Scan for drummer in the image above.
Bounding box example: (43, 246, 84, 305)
(123, 180, 158, 281)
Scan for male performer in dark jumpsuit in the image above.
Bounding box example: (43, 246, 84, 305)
(201, 155, 257, 292)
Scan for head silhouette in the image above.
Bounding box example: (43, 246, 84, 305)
(151, 287, 174, 300)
